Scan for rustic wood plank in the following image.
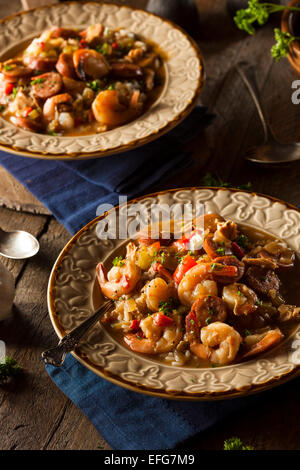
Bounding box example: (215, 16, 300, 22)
(0, 217, 72, 450)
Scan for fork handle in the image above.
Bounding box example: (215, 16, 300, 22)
(41, 300, 113, 367)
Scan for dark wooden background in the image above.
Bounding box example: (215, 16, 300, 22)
(1, 0, 300, 450)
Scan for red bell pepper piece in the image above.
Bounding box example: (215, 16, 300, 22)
(231, 242, 245, 259)
(172, 231, 196, 251)
(173, 254, 197, 285)
(153, 313, 174, 327)
(23, 106, 33, 117)
(4, 82, 14, 95)
(112, 42, 119, 49)
(79, 38, 88, 48)
(129, 320, 140, 332)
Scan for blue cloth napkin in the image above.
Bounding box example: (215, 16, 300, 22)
(0, 105, 212, 234)
(46, 354, 256, 450)
(0, 104, 257, 450)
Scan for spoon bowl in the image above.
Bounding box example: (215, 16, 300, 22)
(0, 228, 40, 259)
(244, 138, 300, 164)
(236, 63, 300, 165)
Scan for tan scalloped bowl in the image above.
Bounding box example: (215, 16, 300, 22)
(47, 188, 300, 400)
(0, 1, 204, 160)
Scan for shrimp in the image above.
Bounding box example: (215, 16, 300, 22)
(91, 90, 141, 126)
(191, 322, 242, 365)
(96, 242, 141, 300)
(222, 282, 258, 316)
(186, 295, 227, 346)
(178, 262, 239, 307)
(242, 328, 283, 359)
(43, 93, 72, 122)
(178, 263, 218, 306)
(124, 313, 182, 354)
(145, 277, 177, 312)
(73, 49, 110, 80)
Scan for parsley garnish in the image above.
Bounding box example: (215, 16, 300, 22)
(224, 437, 254, 450)
(86, 79, 102, 92)
(205, 316, 212, 325)
(12, 87, 18, 98)
(159, 297, 178, 315)
(0, 357, 22, 384)
(3, 64, 13, 71)
(0, 105, 4, 112)
(30, 78, 45, 85)
(96, 42, 109, 55)
(244, 329, 252, 336)
(201, 172, 252, 191)
(112, 256, 125, 266)
(108, 83, 115, 90)
(235, 234, 249, 249)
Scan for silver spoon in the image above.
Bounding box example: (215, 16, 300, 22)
(41, 300, 114, 367)
(0, 227, 40, 259)
(236, 63, 300, 164)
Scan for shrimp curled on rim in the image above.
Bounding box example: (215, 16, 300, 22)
(124, 313, 183, 354)
(96, 242, 141, 300)
(192, 321, 242, 365)
(242, 328, 283, 359)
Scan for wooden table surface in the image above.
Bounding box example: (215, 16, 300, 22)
(1, 0, 300, 451)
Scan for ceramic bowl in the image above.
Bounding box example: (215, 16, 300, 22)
(47, 187, 300, 400)
(0, 1, 204, 160)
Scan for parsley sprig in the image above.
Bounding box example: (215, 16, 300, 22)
(224, 436, 254, 450)
(0, 357, 22, 384)
(234, 1, 300, 60)
(201, 172, 252, 191)
(271, 28, 300, 61)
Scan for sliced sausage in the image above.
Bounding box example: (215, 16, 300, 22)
(10, 116, 43, 133)
(1, 60, 32, 80)
(110, 62, 143, 78)
(244, 266, 280, 298)
(56, 53, 76, 78)
(31, 72, 62, 99)
(73, 49, 110, 80)
(27, 56, 57, 72)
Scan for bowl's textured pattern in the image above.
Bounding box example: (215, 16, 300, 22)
(0, 2, 203, 157)
(48, 189, 300, 398)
